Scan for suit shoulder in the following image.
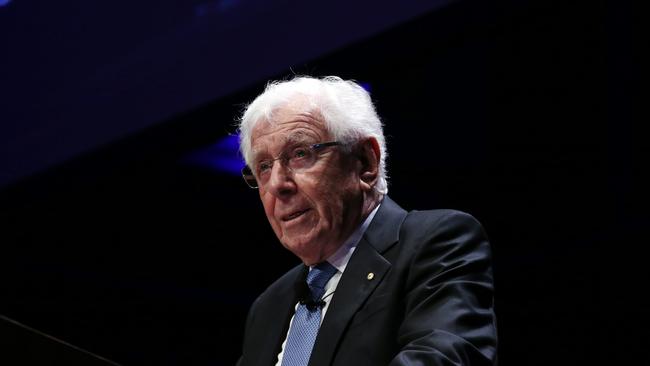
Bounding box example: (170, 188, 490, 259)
(404, 208, 484, 231)
(400, 208, 490, 256)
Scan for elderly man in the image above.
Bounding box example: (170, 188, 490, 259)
(236, 76, 497, 366)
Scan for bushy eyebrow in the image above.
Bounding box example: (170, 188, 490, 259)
(284, 131, 316, 145)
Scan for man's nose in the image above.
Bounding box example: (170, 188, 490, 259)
(266, 162, 296, 197)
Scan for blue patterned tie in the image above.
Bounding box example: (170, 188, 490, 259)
(281, 261, 338, 366)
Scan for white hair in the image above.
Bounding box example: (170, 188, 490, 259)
(238, 75, 388, 194)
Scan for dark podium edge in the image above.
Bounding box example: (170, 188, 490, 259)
(0, 314, 122, 366)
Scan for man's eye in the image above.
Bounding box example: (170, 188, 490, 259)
(258, 161, 272, 173)
(292, 148, 308, 159)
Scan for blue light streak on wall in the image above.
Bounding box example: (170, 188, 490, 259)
(183, 134, 244, 175)
(0, 0, 12, 7)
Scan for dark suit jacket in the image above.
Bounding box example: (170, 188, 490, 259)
(238, 197, 497, 366)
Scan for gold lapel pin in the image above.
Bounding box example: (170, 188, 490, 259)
(367, 272, 375, 280)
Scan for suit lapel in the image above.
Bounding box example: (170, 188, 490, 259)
(308, 196, 407, 366)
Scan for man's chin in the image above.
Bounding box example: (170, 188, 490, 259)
(280, 225, 315, 244)
(281, 236, 322, 263)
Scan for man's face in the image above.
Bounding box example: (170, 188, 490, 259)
(249, 101, 365, 265)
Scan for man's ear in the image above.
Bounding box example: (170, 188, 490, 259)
(356, 137, 381, 191)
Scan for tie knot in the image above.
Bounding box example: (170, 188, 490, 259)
(306, 262, 337, 299)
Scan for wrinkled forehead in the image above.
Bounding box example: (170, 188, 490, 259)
(250, 103, 330, 155)
(252, 129, 314, 149)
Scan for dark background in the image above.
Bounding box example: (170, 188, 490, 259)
(1, 0, 643, 365)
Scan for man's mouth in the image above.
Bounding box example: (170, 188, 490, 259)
(282, 209, 310, 222)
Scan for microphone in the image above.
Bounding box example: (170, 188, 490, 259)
(295, 278, 326, 311)
(293, 267, 328, 311)
(299, 298, 326, 311)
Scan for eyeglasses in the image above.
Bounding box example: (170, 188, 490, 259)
(241, 141, 342, 189)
